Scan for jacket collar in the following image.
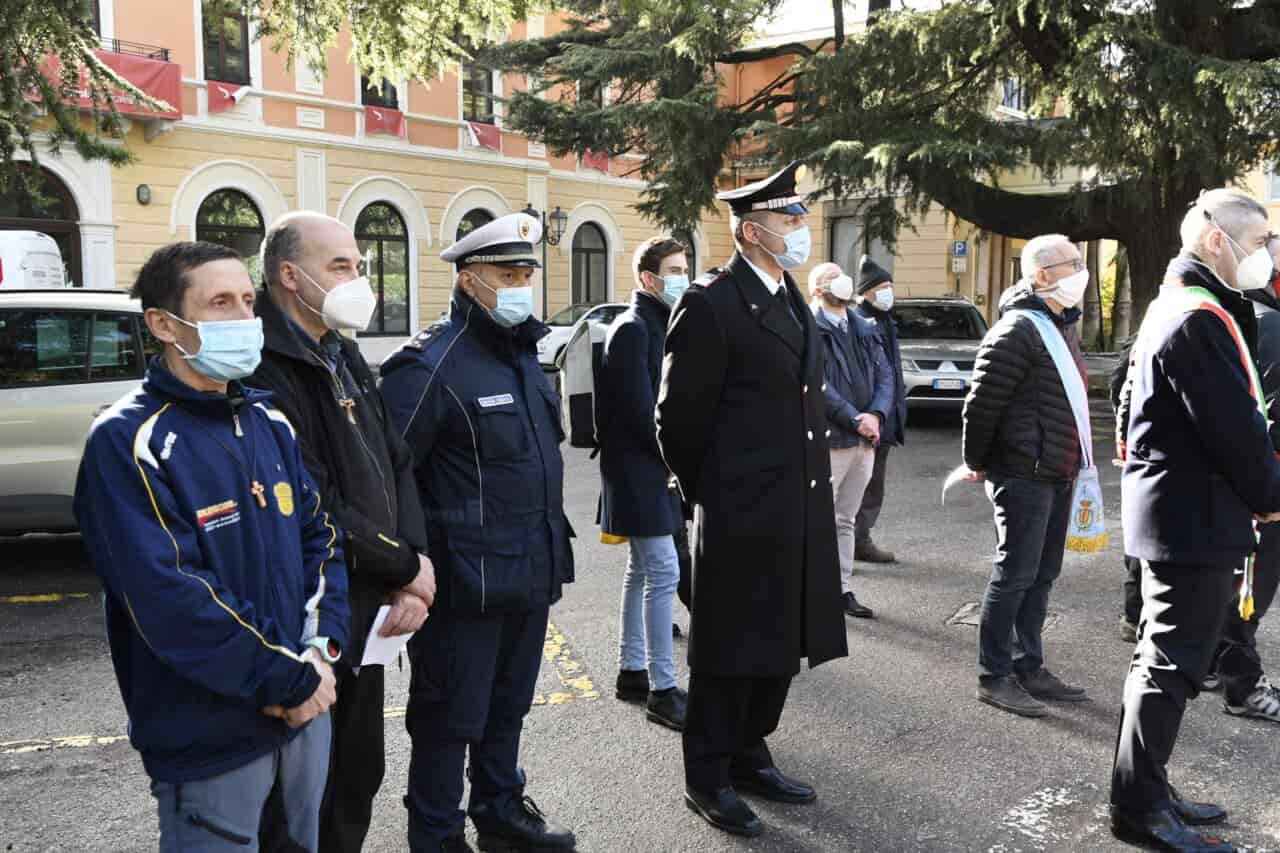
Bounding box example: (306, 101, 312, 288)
(142, 357, 272, 418)
(450, 288, 549, 357)
(727, 252, 805, 358)
(1166, 252, 1259, 347)
(632, 289, 672, 326)
(257, 287, 350, 368)
(813, 303, 852, 334)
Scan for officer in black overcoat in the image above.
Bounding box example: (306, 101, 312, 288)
(655, 161, 848, 838)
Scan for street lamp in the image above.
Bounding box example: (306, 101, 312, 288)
(522, 203, 569, 317)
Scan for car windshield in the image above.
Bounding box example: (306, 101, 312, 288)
(589, 305, 627, 325)
(895, 304, 987, 340)
(547, 304, 594, 326)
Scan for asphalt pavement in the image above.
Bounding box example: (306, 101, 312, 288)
(3, 406, 1279, 852)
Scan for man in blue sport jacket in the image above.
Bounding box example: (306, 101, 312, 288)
(74, 241, 349, 852)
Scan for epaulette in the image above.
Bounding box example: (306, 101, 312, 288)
(692, 267, 727, 288)
(404, 319, 450, 352)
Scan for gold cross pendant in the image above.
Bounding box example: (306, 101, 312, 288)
(339, 398, 357, 424)
(250, 480, 267, 509)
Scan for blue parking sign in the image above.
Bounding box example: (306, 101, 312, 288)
(952, 240, 968, 257)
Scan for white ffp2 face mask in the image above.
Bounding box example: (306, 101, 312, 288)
(1235, 244, 1276, 292)
(826, 274, 855, 302)
(295, 264, 378, 331)
(1039, 268, 1089, 310)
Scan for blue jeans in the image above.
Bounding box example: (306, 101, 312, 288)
(979, 475, 1073, 680)
(618, 534, 679, 691)
(151, 713, 331, 852)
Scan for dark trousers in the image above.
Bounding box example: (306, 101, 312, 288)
(1110, 561, 1237, 812)
(978, 476, 1073, 680)
(260, 664, 385, 853)
(683, 672, 792, 792)
(405, 606, 549, 850)
(1217, 523, 1280, 703)
(854, 443, 892, 540)
(674, 522, 692, 611)
(1123, 555, 1142, 624)
(319, 664, 386, 853)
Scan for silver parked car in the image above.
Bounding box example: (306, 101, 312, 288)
(0, 289, 151, 535)
(893, 296, 988, 408)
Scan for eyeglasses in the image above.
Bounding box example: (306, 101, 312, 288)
(1043, 258, 1084, 273)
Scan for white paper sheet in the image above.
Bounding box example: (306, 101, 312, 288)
(941, 464, 979, 505)
(359, 605, 416, 667)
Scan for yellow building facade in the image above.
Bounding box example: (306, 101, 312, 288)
(11, 2, 1280, 358)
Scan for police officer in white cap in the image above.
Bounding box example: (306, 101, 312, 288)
(382, 213, 577, 852)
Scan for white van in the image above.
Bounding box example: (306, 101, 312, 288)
(0, 230, 66, 289)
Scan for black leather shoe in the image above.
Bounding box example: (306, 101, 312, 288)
(729, 766, 817, 804)
(1109, 806, 1236, 852)
(646, 687, 687, 731)
(472, 796, 575, 851)
(855, 538, 896, 563)
(442, 834, 475, 852)
(1169, 785, 1228, 826)
(615, 669, 648, 703)
(684, 786, 763, 837)
(843, 591, 875, 619)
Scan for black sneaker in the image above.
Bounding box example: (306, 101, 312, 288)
(977, 675, 1048, 718)
(472, 795, 575, 851)
(615, 669, 649, 703)
(646, 687, 687, 731)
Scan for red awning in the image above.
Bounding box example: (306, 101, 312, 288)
(64, 49, 182, 120)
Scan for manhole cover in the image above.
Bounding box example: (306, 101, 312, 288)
(947, 602, 1061, 631)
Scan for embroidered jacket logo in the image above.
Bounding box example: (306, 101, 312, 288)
(196, 500, 240, 533)
(274, 482, 294, 517)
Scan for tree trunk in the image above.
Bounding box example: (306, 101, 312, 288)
(1119, 197, 1189, 330)
(1111, 247, 1131, 347)
(1082, 239, 1102, 350)
(833, 0, 845, 48)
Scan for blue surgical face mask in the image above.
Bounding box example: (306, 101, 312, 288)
(660, 273, 689, 307)
(752, 222, 812, 270)
(166, 312, 263, 382)
(472, 273, 534, 328)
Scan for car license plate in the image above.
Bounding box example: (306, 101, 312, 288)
(933, 378, 965, 391)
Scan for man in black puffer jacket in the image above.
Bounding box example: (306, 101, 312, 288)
(962, 234, 1091, 719)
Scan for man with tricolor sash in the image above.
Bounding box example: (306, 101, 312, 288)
(1110, 189, 1280, 853)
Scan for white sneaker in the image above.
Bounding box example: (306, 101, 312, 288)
(1224, 675, 1280, 721)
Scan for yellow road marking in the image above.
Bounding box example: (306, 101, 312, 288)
(0, 592, 92, 604)
(4, 623, 597, 755)
(535, 620, 599, 705)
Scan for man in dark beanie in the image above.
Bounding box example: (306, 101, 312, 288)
(853, 255, 907, 563)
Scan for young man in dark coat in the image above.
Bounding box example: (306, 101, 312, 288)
(250, 212, 435, 853)
(853, 256, 907, 563)
(656, 162, 847, 839)
(962, 234, 1091, 719)
(1214, 237, 1280, 723)
(599, 235, 691, 730)
(808, 261, 891, 619)
(1109, 189, 1280, 852)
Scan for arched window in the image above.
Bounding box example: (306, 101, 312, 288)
(196, 189, 264, 281)
(571, 222, 608, 305)
(0, 165, 81, 287)
(355, 202, 410, 336)
(455, 208, 494, 243)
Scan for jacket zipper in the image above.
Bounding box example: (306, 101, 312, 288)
(446, 384, 485, 612)
(307, 350, 394, 520)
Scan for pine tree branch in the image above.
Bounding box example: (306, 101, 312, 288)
(717, 39, 830, 65)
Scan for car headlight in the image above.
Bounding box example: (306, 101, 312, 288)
(901, 359, 920, 372)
